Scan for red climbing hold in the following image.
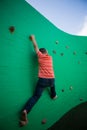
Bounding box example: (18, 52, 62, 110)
(9, 26, 15, 33)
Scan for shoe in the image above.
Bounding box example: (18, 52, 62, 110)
(19, 120, 28, 127)
(52, 95, 58, 100)
(19, 110, 28, 127)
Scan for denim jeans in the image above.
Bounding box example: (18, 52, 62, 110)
(23, 78, 56, 113)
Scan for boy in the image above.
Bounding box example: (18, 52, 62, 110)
(20, 35, 57, 126)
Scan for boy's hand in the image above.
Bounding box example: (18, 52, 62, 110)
(29, 35, 35, 41)
(29, 35, 39, 53)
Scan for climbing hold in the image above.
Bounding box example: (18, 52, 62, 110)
(9, 26, 15, 33)
(53, 50, 56, 54)
(69, 86, 73, 90)
(85, 52, 87, 55)
(41, 119, 46, 124)
(78, 61, 81, 64)
(62, 89, 64, 92)
(29, 35, 33, 40)
(80, 98, 83, 101)
(73, 51, 76, 55)
(60, 53, 64, 56)
(55, 41, 59, 44)
(66, 46, 69, 49)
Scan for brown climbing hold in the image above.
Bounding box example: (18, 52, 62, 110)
(78, 61, 81, 64)
(29, 35, 33, 40)
(53, 50, 56, 54)
(60, 53, 64, 56)
(73, 51, 76, 55)
(9, 26, 15, 33)
(80, 98, 83, 101)
(41, 119, 46, 124)
(66, 46, 69, 49)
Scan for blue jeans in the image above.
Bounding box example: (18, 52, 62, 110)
(23, 78, 56, 113)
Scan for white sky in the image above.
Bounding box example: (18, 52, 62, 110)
(25, 0, 87, 36)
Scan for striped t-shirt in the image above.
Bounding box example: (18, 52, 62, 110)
(37, 51, 54, 78)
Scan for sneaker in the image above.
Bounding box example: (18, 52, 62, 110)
(19, 110, 28, 127)
(52, 95, 58, 100)
(20, 120, 28, 127)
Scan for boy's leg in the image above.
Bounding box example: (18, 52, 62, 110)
(23, 85, 44, 113)
(20, 110, 28, 126)
(20, 80, 44, 126)
(49, 79, 57, 99)
(50, 85, 57, 98)
(50, 86, 57, 99)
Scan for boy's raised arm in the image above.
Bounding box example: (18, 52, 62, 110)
(29, 35, 39, 53)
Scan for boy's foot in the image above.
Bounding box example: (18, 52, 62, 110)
(19, 110, 28, 126)
(20, 120, 28, 127)
(21, 110, 27, 121)
(52, 95, 58, 100)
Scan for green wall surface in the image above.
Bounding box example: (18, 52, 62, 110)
(0, 0, 87, 130)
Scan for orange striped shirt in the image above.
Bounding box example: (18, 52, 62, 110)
(37, 51, 54, 78)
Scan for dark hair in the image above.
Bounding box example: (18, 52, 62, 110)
(39, 48, 47, 54)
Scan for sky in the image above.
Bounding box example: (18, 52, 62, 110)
(25, 0, 87, 36)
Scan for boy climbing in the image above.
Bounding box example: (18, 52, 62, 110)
(20, 35, 57, 126)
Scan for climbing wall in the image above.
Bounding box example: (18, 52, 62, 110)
(0, 0, 87, 130)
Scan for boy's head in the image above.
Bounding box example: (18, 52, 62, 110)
(39, 48, 47, 54)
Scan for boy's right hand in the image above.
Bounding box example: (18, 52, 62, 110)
(29, 35, 39, 53)
(29, 35, 35, 41)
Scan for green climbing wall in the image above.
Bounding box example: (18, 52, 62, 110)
(0, 0, 87, 130)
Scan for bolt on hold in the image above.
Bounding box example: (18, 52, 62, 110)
(66, 46, 69, 49)
(69, 86, 73, 90)
(53, 50, 56, 54)
(73, 51, 77, 55)
(60, 53, 64, 56)
(41, 119, 47, 124)
(55, 41, 59, 44)
(85, 52, 87, 55)
(9, 26, 15, 33)
(62, 89, 64, 92)
(80, 98, 83, 101)
(78, 61, 81, 64)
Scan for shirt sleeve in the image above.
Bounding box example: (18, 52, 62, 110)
(37, 51, 43, 57)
